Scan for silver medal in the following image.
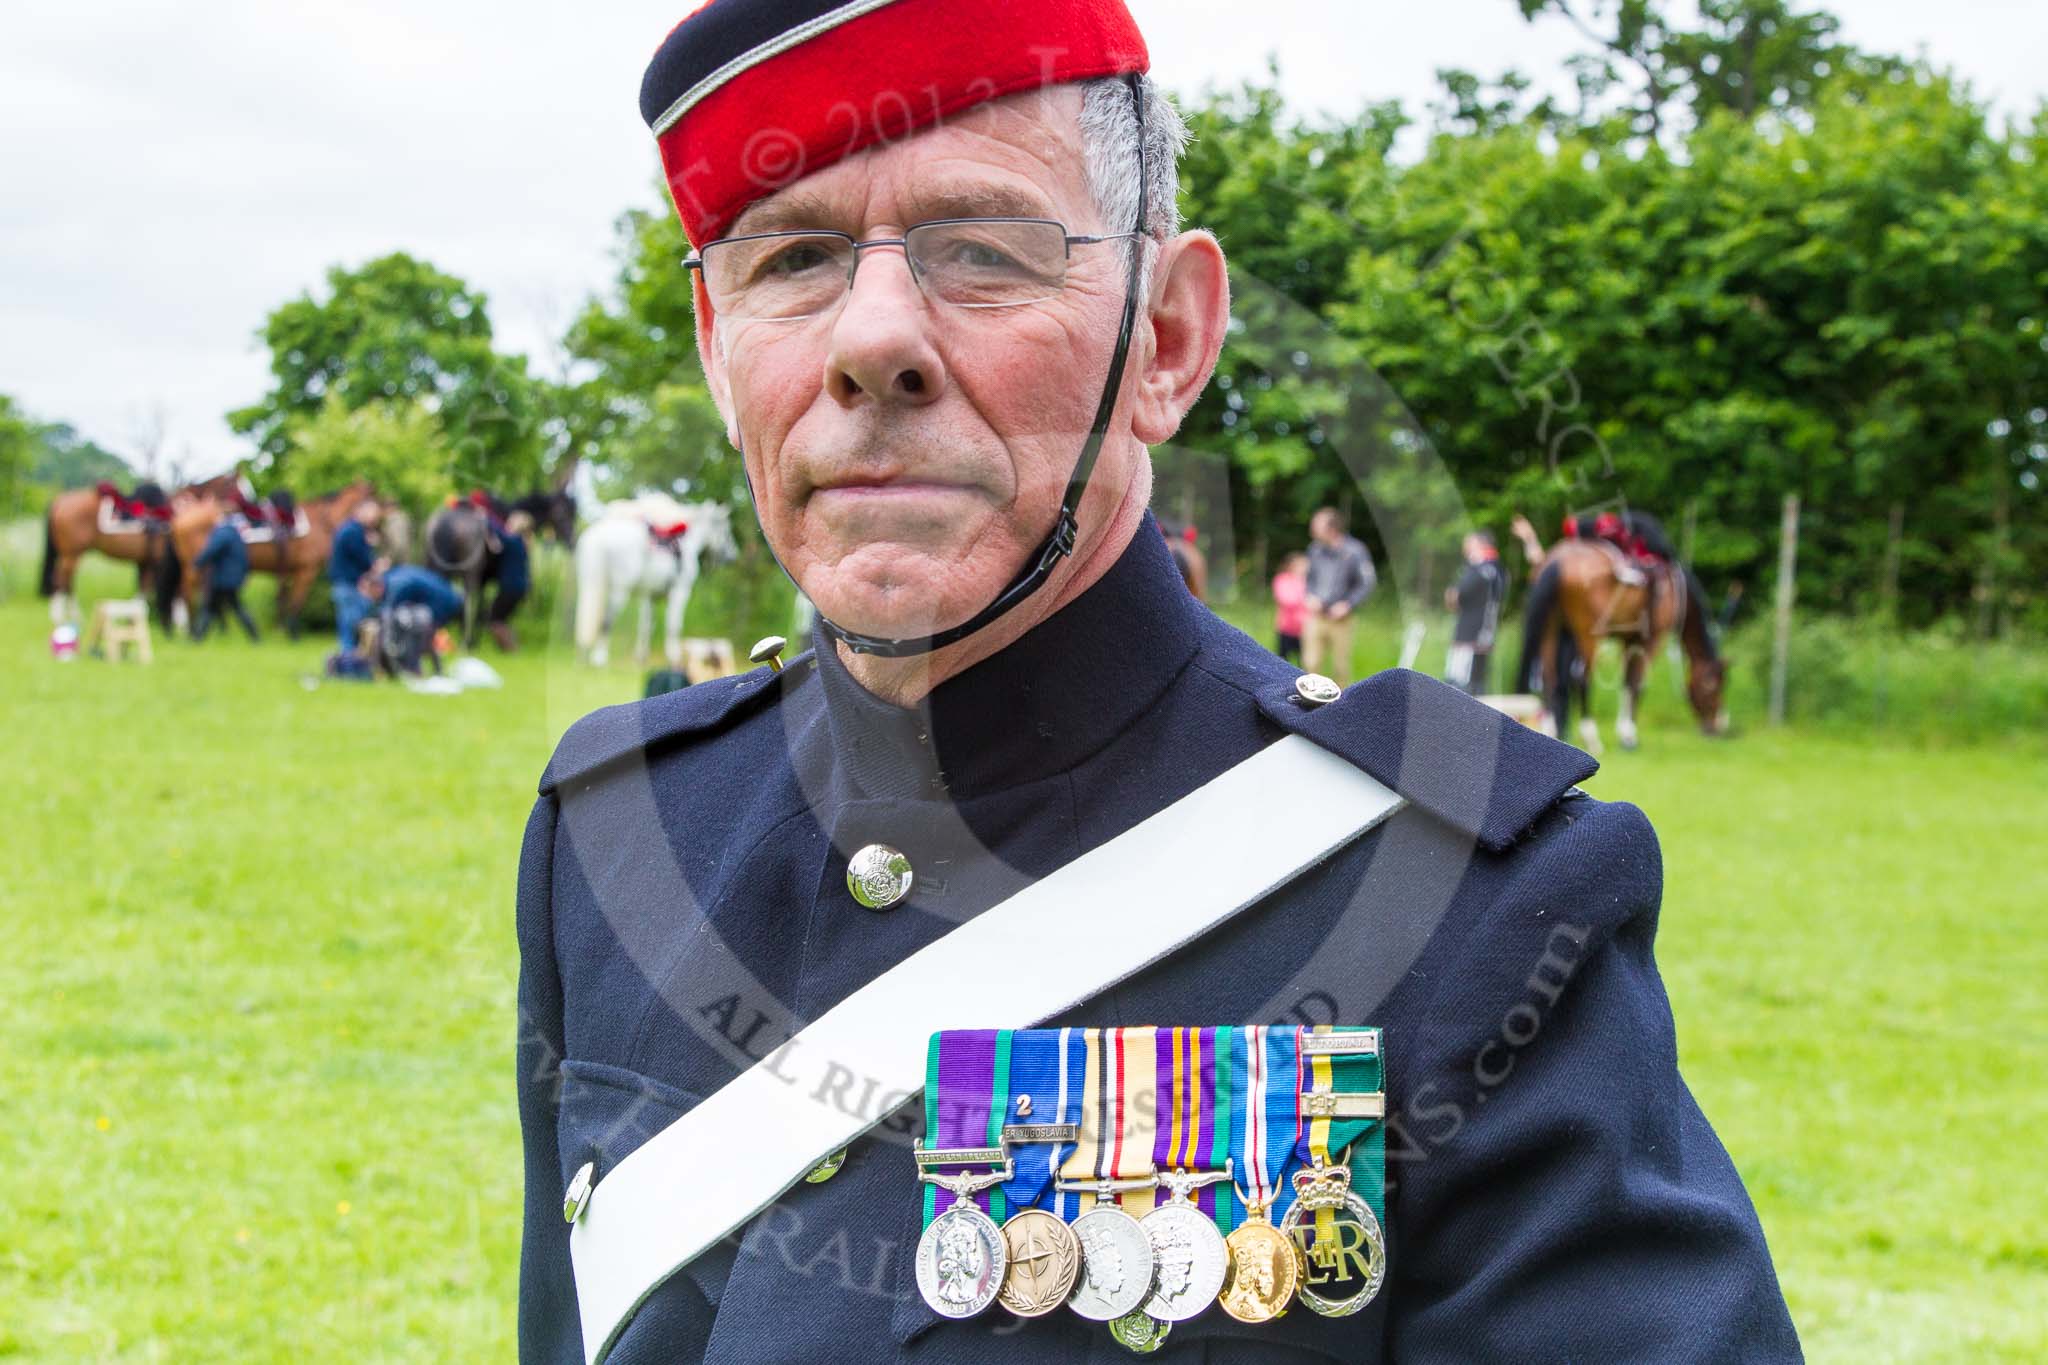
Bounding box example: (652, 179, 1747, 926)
(914, 1201, 1007, 1319)
(1066, 1204, 1156, 1321)
(912, 1146, 1015, 1320)
(1138, 1202, 1228, 1321)
(1139, 1164, 1232, 1322)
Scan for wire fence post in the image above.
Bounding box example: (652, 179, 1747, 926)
(1769, 492, 1800, 727)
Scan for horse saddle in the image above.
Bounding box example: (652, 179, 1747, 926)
(1591, 538, 1651, 589)
(95, 481, 173, 533)
(232, 493, 308, 542)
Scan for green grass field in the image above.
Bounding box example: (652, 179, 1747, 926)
(3, 549, 2043, 1361)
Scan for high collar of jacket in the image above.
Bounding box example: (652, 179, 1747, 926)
(810, 516, 1203, 802)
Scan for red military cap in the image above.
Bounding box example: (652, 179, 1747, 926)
(639, 0, 1151, 246)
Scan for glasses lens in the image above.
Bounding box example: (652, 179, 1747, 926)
(908, 220, 1069, 309)
(701, 233, 855, 320)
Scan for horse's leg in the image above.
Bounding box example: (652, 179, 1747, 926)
(573, 550, 603, 664)
(53, 552, 80, 625)
(634, 591, 654, 667)
(665, 579, 689, 671)
(285, 562, 316, 640)
(1618, 644, 1647, 751)
(1574, 627, 1603, 756)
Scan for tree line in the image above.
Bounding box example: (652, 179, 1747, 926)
(7, 0, 2041, 634)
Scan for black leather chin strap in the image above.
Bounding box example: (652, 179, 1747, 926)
(816, 73, 1152, 658)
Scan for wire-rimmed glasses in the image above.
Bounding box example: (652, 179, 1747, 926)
(684, 217, 1143, 322)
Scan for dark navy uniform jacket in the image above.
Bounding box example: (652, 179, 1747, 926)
(517, 522, 1799, 1364)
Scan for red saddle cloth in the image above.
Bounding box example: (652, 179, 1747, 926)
(648, 520, 690, 547)
(96, 481, 173, 523)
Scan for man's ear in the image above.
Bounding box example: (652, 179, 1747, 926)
(692, 278, 740, 446)
(1131, 231, 1230, 447)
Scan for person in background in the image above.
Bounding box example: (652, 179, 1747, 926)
(329, 497, 384, 656)
(1302, 506, 1376, 683)
(369, 562, 466, 629)
(485, 508, 533, 652)
(1271, 550, 1308, 663)
(192, 518, 258, 642)
(1445, 529, 1508, 695)
(363, 563, 465, 677)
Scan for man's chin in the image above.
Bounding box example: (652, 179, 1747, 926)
(799, 544, 1019, 642)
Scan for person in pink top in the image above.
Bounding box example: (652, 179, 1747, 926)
(1271, 551, 1309, 663)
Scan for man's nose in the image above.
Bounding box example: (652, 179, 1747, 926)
(823, 246, 947, 407)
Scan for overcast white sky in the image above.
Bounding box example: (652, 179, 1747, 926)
(2, 0, 2042, 477)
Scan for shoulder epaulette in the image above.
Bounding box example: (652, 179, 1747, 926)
(1256, 668, 1597, 852)
(537, 650, 813, 796)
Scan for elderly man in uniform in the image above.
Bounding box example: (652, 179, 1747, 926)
(517, 3, 1799, 1362)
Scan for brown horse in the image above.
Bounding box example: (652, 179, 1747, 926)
(37, 480, 206, 624)
(1517, 539, 1728, 752)
(166, 482, 377, 639)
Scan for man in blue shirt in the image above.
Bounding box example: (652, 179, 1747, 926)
(192, 518, 257, 642)
(485, 509, 533, 652)
(372, 563, 465, 625)
(365, 564, 464, 677)
(328, 497, 384, 656)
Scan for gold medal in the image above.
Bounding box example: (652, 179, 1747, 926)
(996, 1209, 1080, 1317)
(1217, 1201, 1302, 1323)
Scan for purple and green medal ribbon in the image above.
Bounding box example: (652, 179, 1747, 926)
(922, 1028, 1011, 1227)
(1150, 1026, 1236, 1229)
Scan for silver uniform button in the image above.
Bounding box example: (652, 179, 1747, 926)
(1295, 673, 1342, 706)
(563, 1161, 596, 1224)
(847, 844, 914, 910)
(749, 635, 788, 674)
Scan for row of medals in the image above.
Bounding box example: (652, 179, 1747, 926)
(914, 1158, 1386, 1354)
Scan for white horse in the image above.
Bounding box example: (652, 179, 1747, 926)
(573, 495, 739, 668)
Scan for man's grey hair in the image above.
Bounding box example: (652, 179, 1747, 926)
(1078, 76, 1188, 294)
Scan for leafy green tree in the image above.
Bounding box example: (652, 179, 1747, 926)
(229, 253, 545, 495)
(0, 395, 36, 515)
(284, 397, 457, 522)
(28, 421, 132, 490)
(563, 203, 734, 501)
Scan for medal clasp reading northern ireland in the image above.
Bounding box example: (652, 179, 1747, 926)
(997, 1208, 1080, 1317)
(1139, 1164, 1232, 1322)
(913, 1147, 1014, 1319)
(1278, 1163, 1385, 1317)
